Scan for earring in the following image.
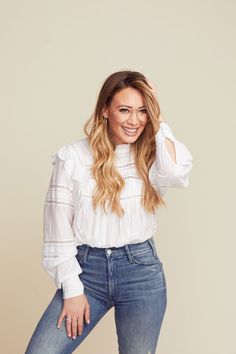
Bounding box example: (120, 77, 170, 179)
(103, 116, 108, 124)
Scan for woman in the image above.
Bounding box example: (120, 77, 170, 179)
(25, 70, 193, 354)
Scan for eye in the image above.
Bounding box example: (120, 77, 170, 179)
(139, 109, 147, 114)
(119, 108, 129, 113)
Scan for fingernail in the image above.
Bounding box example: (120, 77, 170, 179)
(57, 325, 60, 329)
(68, 334, 71, 337)
(87, 320, 90, 324)
(79, 332, 82, 335)
(73, 336, 76, 340)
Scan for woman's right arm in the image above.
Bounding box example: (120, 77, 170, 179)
(42, 144, 90, 338)
(42, 149, 84, 299)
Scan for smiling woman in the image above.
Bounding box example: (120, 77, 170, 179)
(25, 70, 193, 354)
(104, 89, 177, 163)
(102, 86, 150, 144)
(102, 87, 178, 170)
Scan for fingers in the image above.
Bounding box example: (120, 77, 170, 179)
(84, 300, 90, 325)
(58, 313, 86, 339)
(146, 78, 158, 99)
(57, 310, 66, 329)
(77, 316, 83, 336)
(66, 316, 73, 338)
(75, 301, 91, 337)
(71, 318, 79, 339)
(57, 295, 91, 340)
(63, 316, 79, 339)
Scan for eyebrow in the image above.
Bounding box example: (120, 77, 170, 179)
(117, 105, 146, 109)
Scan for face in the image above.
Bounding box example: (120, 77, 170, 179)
(102, 87, 148, 145)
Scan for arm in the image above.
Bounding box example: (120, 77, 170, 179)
(158, 112, 177, 164)
(42, 145, 84, 299)
(146, 79, 193, 188)
(154, 115, 193, 188)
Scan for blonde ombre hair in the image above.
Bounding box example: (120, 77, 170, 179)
(83, 70, 166, 217)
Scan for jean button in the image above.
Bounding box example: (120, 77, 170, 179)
(107, 249, 112, 255)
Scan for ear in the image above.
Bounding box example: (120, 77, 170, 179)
(102, 105, 109, 118)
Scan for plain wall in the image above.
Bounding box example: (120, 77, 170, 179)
(0, 0, 235, 353)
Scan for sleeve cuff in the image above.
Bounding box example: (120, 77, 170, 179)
(62, 275, 84, 299)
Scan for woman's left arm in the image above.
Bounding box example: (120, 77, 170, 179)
(158, 112, 177, 164)
(154, 112, 193, 188)
(146, 79, 193, 188)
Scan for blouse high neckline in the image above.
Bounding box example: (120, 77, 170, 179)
(115, 142, 131, 155)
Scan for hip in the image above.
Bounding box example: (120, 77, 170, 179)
(76, 236, 167, 303)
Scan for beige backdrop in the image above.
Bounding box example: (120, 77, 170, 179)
(1, 1, 235, 353)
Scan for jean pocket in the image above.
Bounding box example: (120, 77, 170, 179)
(131, 249, 162, 266)
(76, 249, 85, 264)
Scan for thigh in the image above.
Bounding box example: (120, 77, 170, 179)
(25, 288, 111, 354)
(114, 255, 167, 354)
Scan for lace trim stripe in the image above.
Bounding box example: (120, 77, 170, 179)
(45, 200, 74, 208)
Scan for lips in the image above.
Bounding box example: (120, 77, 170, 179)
(122, 126, 139, 134)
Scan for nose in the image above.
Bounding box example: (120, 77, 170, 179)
(127, 110, 140, 125)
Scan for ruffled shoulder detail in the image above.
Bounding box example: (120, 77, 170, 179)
(51, 139, 90, 185)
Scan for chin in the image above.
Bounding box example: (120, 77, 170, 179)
(122, 130, 142, 142)
(118, 134, 135, 143)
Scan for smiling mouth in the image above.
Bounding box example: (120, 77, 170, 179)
(122, 126, 139, 134)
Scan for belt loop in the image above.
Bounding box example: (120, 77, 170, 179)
(124, 244, 133, 263)
(148, 237, 157, 257)
(83, 244, 90, 263)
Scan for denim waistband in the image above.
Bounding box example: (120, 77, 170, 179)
(76, 236, 157, 260)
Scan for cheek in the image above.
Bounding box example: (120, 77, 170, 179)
(137, 126, 146, 136)
(109, 120, 121, 133)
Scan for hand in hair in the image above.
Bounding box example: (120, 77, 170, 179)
(146, 78, 158, 99)
(146, 78, 165, 123)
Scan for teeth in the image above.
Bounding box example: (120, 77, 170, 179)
(122, 127, 138, 133)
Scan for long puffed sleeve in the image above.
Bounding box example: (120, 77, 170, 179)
(42, 145, 84, 299)
(150, 122, 193, 193)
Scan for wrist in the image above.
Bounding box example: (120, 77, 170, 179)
(62, 276, 84, 299)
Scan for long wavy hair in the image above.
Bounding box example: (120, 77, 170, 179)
(83, 70, 166, 217)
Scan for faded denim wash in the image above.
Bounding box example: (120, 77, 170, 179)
(25, 236, 167, 354)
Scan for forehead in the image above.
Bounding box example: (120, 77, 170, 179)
(112, 87, 144, 107)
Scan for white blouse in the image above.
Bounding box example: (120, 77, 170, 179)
(42, 122, 193, 299)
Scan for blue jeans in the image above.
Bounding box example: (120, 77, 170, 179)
(25, 236, 167, 354)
